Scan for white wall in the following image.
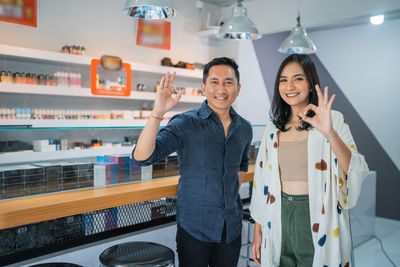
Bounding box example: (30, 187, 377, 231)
(235, 40, 270, 141)
(309, 18, 400, 170)
(244, 0, 400, 34)
(0, 0, 238, 66)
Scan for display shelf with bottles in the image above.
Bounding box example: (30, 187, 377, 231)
(0, 83, 205, 103)
(0, 119, 169, 128)
(0, 43, 206, 168)
(0, 44, 205, 127)
(0, 43, 203, 79)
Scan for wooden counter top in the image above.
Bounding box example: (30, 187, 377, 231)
(0, 166, 254, 230)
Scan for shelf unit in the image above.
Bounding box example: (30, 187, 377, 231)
(0, 44, 203, 79)
(0, 44, 205, 166)
(0, 119, 168, 129)
(0, 83, 205, 103)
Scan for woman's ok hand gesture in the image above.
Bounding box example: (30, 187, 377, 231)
(152, 72, 183, 118)
(299, 85, 336, 138)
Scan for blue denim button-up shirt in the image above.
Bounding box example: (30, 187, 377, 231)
(132, 101, 252, 243)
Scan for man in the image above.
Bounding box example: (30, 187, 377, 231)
(132, 57, 252, 267)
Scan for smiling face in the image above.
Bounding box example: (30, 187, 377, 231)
(279, 62, 311, 111)
(201, 64, 241, 114)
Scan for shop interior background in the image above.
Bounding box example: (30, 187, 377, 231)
(0, 0, 399, 266)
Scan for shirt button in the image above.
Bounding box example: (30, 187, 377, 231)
(288, 196, 293, 201)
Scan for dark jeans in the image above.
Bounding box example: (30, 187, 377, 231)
(176, 223, 241, 267)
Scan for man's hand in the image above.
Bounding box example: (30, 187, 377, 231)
(134, 72, 182, 161)
(152, 72, 182, 118)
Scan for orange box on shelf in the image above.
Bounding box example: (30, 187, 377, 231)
(90, 59, 131, 97)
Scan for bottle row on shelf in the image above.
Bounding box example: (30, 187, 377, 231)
(96, 74, 126, 91)
(0, 71, 82, 87)
(0, 70, 203, 96)
(154, 82, 203, 96)
(0, 108, 180, 121)
(61, 44, 86, 55)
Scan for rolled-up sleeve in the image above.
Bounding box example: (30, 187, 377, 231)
(132, 115, 185, 166)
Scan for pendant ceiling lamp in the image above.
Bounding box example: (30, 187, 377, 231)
(122, 0, 178, 20)
(278, 2, 316, 54)
(217, 0, 261, 40)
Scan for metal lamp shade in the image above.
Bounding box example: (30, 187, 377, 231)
(122, 0, 178, 19)
(217, 5, 261, 40)
(278, 24, 316, 54)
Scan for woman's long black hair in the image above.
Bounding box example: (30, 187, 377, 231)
(270, 54, 320, 132)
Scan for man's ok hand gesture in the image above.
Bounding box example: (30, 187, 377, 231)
(152, 72, 182, 118)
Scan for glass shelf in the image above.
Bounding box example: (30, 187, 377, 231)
(0, 125, 162, 130)
(0, 120, 267, 130)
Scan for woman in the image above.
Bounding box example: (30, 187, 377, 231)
(250, 54, 369, 267)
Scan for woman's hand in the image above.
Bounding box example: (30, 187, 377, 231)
(299, 85, 336, 138)
(252, 223, 262, 266)
(152, 72, 182, 118)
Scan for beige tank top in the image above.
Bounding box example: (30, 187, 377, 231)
(278, 137, 308, 182)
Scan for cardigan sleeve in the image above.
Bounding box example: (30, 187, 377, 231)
(333, 111, 369, 209)
(249, 130, 268, 224)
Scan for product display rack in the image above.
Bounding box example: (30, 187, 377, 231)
(0, 119, 168, 129)
(0, 44, 205, 166)
(0, 44, 203, 79)
(0, 83, 205, 103)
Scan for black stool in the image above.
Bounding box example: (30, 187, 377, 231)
(99, 241, 174, 267)
(28, 263, 83, 267)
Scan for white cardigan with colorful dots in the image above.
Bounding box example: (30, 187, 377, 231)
(250, 110, 369, 267)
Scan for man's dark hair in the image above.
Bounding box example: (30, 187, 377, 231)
(270, 54, 319, 132)
(203, 57, 240, 84)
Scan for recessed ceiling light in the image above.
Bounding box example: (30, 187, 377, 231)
(370, 15, 384, 25)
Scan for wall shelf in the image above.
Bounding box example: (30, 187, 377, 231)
(0, 119, 168, 129)
(0, 44, 203, 79)
(0, 146, 135, 165)
(0, 83, 205, 103)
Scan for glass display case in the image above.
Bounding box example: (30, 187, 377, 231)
(0, 125, 264, 200)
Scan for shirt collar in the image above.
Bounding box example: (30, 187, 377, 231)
(199, 100, 238, 120)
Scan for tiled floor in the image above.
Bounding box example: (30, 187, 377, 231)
(353, 217, 400, 267)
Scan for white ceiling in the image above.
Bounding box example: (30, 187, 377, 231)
(207, 0, 400, 34)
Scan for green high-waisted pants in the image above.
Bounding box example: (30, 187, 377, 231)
(280, 192, 315, 267)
